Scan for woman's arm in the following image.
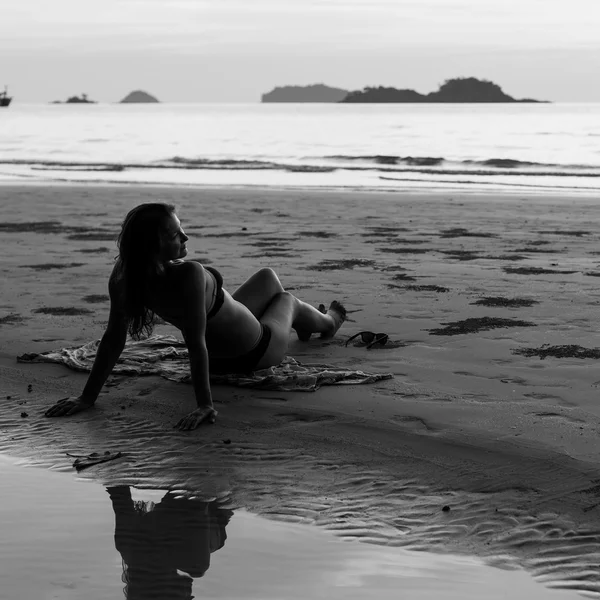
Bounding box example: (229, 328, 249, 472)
(174, 262, 217, 431)
(45, 275, 128, 417)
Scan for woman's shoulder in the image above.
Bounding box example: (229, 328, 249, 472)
(166, 259, 208, 287)
(168, 259, 205, 273)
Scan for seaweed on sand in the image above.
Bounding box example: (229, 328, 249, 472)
(81, 294, 109, 304)
(513, 247, 559, 254)
(363, 226, 411, 234)
(503, 266, 577, 275)
(33, 307, 93, 316)
(439, 228, 497, 239)
(429, 317, 536, 336)
(0, 222, 115, 239)
(67, 232, 116, 241)
(483, 254, 527, 261)
(76, 247, 111, 254)
(513, 345, 600, 360)
(471, 297, 539, 308)
(378, 247, 433, 254)
(386, 274, 418, 285)
(25, 263, 85, 270)
(304, 258, 377, 271)
(536, 230, 590, 237)
(405, 285, 449, 293)
(0, 313, 24, 325)
(295, 231, 338, 238)
(441, 250, 480, 261)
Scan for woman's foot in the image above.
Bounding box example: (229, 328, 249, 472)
(320, 300, 347, 338)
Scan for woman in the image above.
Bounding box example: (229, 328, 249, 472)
(45, 203, 346, 430)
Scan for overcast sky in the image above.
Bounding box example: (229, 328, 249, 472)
(2, 0, 599, 102)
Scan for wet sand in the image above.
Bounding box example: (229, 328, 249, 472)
(1, 183, 600, 597)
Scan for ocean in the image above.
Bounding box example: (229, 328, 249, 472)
(1, 102, 599, 193)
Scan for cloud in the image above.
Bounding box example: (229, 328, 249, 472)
(3, 0, 600, 49)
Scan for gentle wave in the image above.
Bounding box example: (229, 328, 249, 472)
(2, 156, 600, 179)
(324, 154, 600, 170)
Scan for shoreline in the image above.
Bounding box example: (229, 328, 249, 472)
(1, 182, 600, 595)
(1, 175, 599, 198)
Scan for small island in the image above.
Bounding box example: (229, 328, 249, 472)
(51, 93, 97, 104)
(262, 84, 349, 103)
(341, 78, 546, 103)
(120, 90, 160, 103)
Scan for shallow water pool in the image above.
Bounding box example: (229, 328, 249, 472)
(0, 455, 580, 600)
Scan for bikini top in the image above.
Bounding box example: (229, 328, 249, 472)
(205, 265, 225, 319)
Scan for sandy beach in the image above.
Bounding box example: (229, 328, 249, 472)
(2, 183, 600, 597)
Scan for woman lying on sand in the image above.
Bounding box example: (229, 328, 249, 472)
(45, 202, 346, 430)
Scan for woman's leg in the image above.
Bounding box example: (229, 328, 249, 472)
(255, 293, 346, 368)
(233, 267, 333, 340)
(232, 268, 285, 318)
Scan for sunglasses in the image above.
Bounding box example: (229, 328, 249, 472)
(345, 331, 389, 349)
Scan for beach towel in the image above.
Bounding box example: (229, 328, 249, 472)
(17, 335, 393, 392)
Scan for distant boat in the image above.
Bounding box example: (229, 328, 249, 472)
(0, 86, 12, 107)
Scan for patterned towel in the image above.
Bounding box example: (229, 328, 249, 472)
(17, 335, 393, 392)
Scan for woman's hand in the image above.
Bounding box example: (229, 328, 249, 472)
(175, 406, 218, 431)
(45, 396, 95, 418)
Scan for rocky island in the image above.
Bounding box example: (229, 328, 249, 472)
(341, 78, 546, 103)
(51, 94, 97, 104)
(261, 84, 349, 103)
(119, 90, 160, 103)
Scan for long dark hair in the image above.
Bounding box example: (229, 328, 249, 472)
(114, 202, 176, 339)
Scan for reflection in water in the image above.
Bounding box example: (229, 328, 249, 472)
(107, 486, 233, 600)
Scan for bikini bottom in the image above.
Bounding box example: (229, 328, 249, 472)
(209, 324, 272, 374)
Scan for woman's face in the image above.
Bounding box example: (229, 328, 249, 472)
(159, 213, 189, 261)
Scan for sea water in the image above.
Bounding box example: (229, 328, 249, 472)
(0, 457, 581, 600)
(1, 102, 599, 193)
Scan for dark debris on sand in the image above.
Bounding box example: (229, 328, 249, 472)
(200, 231, 254, 238)
(438, 228, 497, 239)
(67, 232, 117, 241)
(76, 247, 111, 253)
(304, 258, 377, 271)
(0, 221, 64, 233)
(33, 307, 93, 316)
(25, 263, 85, 270)
(513, 247, 559, 254)
(0, 313, 24, 325)
(378, 247, 433, 255)
(405, 285, 450, 293)
(295, 231, 338, 238)
(429, 316, 536, 336)
(363, 226, 411, 234)
(503, 266, 578, 275)
(391, 273, 418, 281)
(81, 294, 110, 304)
(482, 254, 527, 261)
(387, 275, 418, 286)
(536, 230, 591, 237)
(0, 222, 115, 239)
(513, 345, 600, 360)
(471, 297, 539, 308)
(440, 250, 480, 261)
(248, 240, 290, 248)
